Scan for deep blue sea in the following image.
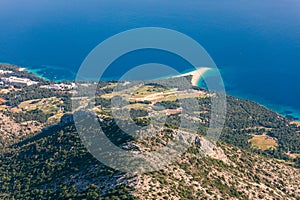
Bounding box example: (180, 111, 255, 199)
(0, 0, 300, 119)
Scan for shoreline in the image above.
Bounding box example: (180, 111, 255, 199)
(0, 62, 52, 82)
(177, 67, 300, 122)
(1, 62, 299, 122)
(173, 67, 211, 86)
(226, 91, 300, 122)
(25, 68, 52, 82)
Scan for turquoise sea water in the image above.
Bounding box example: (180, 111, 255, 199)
(0, 0, 300, 119)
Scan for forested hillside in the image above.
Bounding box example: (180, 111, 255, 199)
(0, 64, 299, 199)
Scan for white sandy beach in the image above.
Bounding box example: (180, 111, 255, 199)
(175, 67, 211, 86)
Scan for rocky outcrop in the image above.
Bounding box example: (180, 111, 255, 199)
(0, 112, 42, 147)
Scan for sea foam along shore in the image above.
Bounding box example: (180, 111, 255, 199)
(174, 67, 212, 86)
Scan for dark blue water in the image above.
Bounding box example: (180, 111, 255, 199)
(0, 0, 300, 119)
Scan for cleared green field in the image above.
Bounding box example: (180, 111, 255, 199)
(249, 134, 278, 151)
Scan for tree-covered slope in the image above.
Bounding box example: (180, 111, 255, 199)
(0, 121, 299, 199)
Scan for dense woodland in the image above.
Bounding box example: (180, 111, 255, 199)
(0, 124, 134, 199)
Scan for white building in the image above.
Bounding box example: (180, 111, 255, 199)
(40, 83, 76, 90)
(1, 76, 38, 86)
(0, 70, 13, 75)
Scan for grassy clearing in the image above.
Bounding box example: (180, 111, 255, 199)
(290, 121, 300, 126)
(47, 113, 65, 124)
(135, 85, 166, 95)
(18, 97, 62, 114)
(287, 153, 300, 159)
(125, 103, 149, 109)
(249, 134, 278, 151)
